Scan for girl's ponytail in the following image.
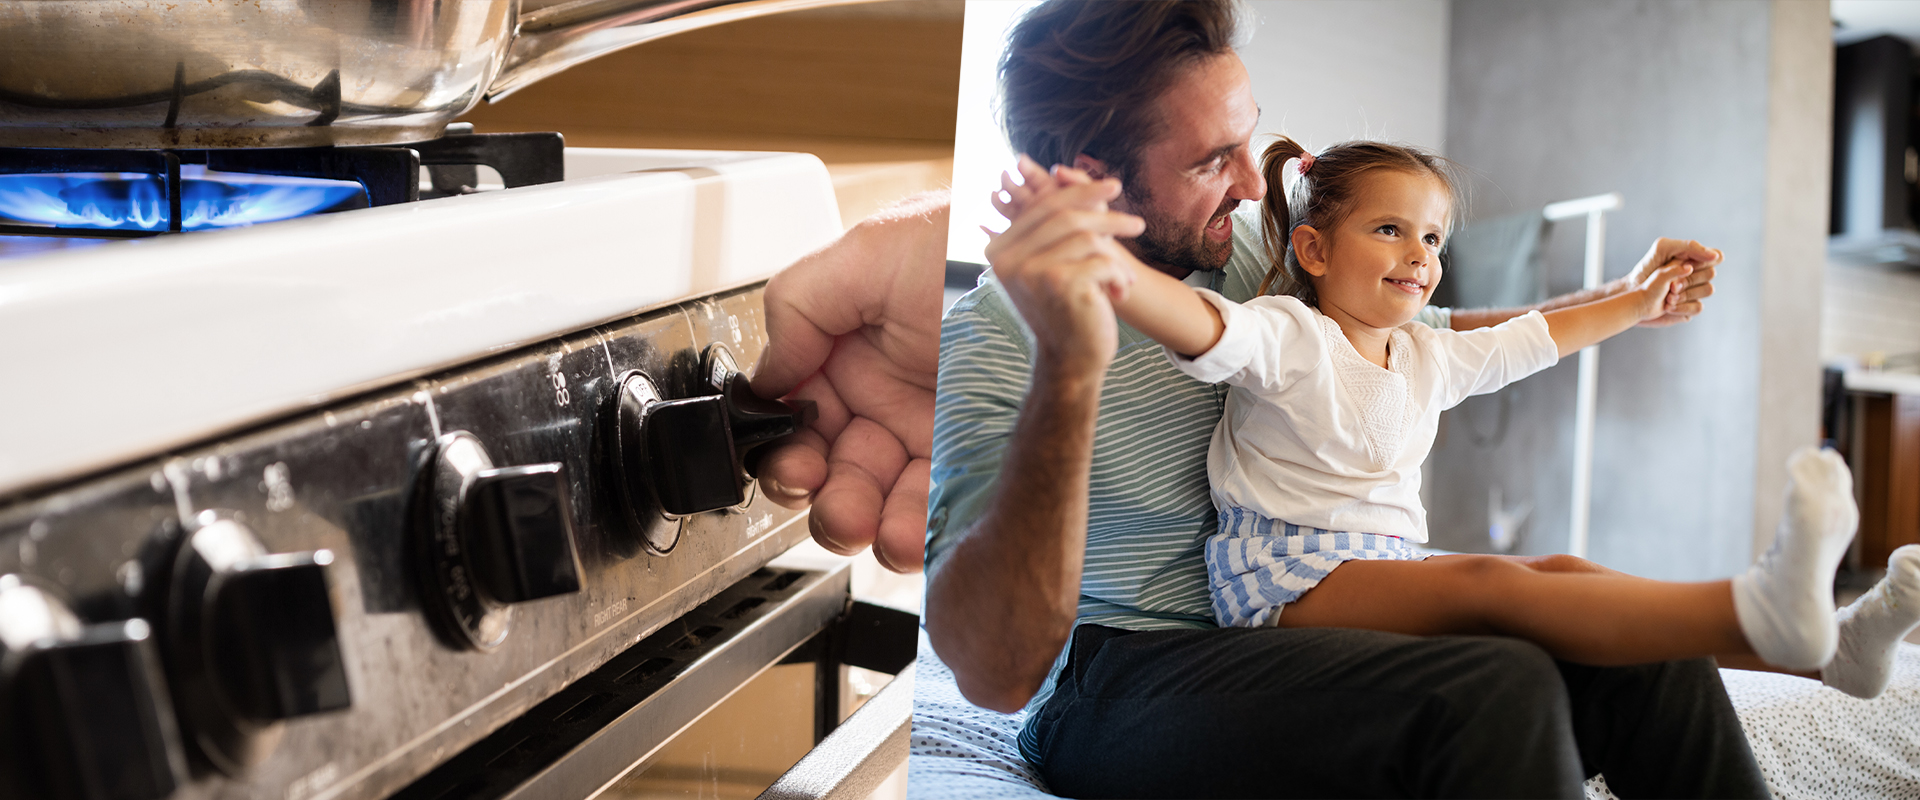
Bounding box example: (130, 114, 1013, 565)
(1256, 137, 1315, 304)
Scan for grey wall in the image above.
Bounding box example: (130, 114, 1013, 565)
(1429, 0, 1827, 579)
(1755, 0, 1833, 562)
(1239, 0, 1450, 153)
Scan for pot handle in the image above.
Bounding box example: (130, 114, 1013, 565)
(492, 0, 887, 102)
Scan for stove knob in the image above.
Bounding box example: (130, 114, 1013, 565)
(206, 551, 350, 720)
(720, 371, 819, 472)
(415, 433, 583, 651)
(696, 344, 810, 460)
(0, 575, 185, 800)
(617, 366, 814, 520)
(645, 392, 746, 517)
(463, 463, 583, 603)
(652, 372, 814, 513)
(609, 371, 680, 555)
(167, 514, 350, 774)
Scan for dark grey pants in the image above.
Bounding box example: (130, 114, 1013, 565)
(1021, 625, 1768, 799)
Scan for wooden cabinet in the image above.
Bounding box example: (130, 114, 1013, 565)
(454, 1, 961, 226)
(1858, 393, 1920, 567)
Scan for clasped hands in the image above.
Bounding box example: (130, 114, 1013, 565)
(1622, 239, 1723, 327)
(984, 157, 1152, 375)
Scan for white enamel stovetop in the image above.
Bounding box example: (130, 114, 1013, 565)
(0, 148, 842, 497)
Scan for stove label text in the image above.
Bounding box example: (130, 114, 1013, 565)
(593, 598, 629, 628)
(548, 353, 572, 407)
(286, 761, 338, 800)
(263, 462, 296, 512)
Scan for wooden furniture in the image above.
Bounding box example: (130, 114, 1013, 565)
(1850, 373, 1920, 567)
(455, 0, 961, 226)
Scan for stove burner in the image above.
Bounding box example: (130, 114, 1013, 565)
(0, 126, 563, 239)
(0, 167, 364, 233)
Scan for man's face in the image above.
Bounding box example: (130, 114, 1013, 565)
(1103, 53, 1265, 278)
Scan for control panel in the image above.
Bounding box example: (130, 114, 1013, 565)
(0, 283, 810, 800)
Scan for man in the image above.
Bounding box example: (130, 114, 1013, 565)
(921, 1, 1759, 797)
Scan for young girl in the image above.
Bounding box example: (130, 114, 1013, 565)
(992, 137, 1920, 696)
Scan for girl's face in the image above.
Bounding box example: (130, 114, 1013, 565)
(1298, 169, 1451, 330)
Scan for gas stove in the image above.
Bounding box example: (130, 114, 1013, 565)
(0, 141, 911, 800)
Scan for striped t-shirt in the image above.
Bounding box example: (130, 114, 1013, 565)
(924, 207, 1449, 725)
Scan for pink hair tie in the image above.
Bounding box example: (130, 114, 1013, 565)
(1297, 152, 1316, 175)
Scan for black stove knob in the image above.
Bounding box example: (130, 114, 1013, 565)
(463, 463, 583, 603)
(648, 372, 814, 514)
(166, 514, 350, 774)
(414, 432, 583, 651)
(645, 392, 747, 517)
(616, 363, 814, 521)
(698, 344, 813, 458)
(205, 551, 351, 720)
(0, 576, 185, 800)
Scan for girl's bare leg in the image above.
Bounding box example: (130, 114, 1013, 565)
(1534, 554, 1746, 660)
(1280, 447, 1859, 670)
(1278, 555, 1749, 666)
(1503, 552, 1630, 577)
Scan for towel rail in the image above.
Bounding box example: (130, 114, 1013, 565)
(1543, 192, 1623, 559)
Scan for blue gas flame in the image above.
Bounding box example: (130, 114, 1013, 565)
(0, 166, 365, 232)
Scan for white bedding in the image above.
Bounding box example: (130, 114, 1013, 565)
(1718, 649, 1920, 799)
(909, 633, 1920, 799)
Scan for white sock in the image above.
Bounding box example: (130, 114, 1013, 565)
(1731, 447, 1859, 671)
(1823, 545, 1920, 698)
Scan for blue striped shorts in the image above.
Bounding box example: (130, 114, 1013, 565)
(1207, 505, 1429, 628)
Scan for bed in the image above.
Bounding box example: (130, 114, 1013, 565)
(908, 632, 1920, 799)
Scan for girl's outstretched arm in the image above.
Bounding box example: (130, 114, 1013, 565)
(1542, 259, 1693, 358)
(1450, 238, 1723, 330)
(997, 157, 1225, 357)
(1111, 250, 1226, 357)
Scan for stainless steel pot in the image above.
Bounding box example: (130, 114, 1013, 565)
(0, 0, 874, 149)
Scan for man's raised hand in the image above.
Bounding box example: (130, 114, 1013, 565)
(984, 156, 1146, 377)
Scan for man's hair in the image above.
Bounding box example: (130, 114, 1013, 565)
(999, 0, 1244, 181)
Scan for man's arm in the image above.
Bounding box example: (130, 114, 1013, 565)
(1447, 238, 1723, 330)
(925, 178, 1140, 712)
(924, 351, 1101, 712)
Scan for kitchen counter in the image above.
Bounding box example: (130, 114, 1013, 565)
(1844, 368, 1920, 396)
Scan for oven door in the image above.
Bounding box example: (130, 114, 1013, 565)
(389, 554, 917, 800)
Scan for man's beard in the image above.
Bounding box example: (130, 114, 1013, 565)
(1125, 183, 1239, 275)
